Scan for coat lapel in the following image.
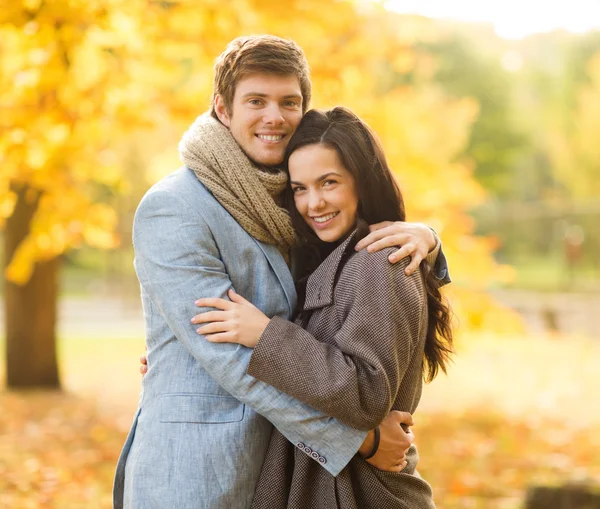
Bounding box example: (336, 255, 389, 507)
(304, 231, 358, 311)
(252, 240, 296, 316)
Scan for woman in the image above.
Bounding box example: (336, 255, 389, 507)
(191, 107, 454, 508)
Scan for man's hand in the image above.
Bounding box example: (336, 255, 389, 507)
(355, 221, 437, 276)
(358, 410, 414, 472)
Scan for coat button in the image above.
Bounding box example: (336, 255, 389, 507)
(318, 456, 327, 464)
(311, 451, 319, 459)
(304, 446, 312, 455)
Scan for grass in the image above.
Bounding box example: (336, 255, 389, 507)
(416, 333, 600, 508)
(505, 256, 600, 292)
(1, 332, 599, 508)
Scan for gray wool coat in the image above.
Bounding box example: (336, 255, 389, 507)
(247, 231, 437, 509)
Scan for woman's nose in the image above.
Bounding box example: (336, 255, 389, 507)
(308, 192, 326, 210)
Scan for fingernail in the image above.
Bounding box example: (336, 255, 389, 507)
(389, 255, 396, 262)
(195, 300, 201, 305)
(196, 328, 202, 334)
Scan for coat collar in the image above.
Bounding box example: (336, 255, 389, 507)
(303, 231, 358, 311)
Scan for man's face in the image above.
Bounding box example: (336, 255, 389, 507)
(215, 73, 303, 167)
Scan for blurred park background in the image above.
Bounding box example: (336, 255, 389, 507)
(1, 0, 600, 507)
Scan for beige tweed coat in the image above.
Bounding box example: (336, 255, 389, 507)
(247, 231, 436, 509)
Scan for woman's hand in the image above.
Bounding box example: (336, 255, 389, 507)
(140, 353, 148, 375)
(192, 289, 270, 348)
(140, 345, 148, 375)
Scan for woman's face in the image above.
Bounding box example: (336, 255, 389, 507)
(288, 144, 359, 243)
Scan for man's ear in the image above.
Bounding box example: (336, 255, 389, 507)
(214, 95, 231, 128)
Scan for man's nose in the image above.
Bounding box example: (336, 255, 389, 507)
(262, 104, 285, 125)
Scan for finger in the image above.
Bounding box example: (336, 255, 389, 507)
(354, 226, 397, 251)
(196, 322, 230, 335)
(368, 236, 408, 254)
(194, 297, 232, 310)
(387, 243, 414, 264)
(367, 459, 407, 472)
(140, 355, 147, 366)
(394, 449, 407, 460)
(228, 288, 249, 305)
(396, 460, 408, 472)
(403, 253, 423, 276)
(393, 452, 407, 464)
(140, 365, 147, 375)
(404, 429, 415, 445)
(204, 332, 236, 343)
(368, 220, 393, 232)
(364, 234, 410, 254)
(392, 410, 415, 427)
(191, 310, 228, 324)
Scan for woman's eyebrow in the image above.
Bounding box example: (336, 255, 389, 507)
(316, 172, 343, 181)
(290, 172, 342, 186)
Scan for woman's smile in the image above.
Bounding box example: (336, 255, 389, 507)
(310, 211, 340, 228)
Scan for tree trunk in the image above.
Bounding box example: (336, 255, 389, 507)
(4, 185, 61, 389)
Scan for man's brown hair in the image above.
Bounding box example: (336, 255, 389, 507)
(210, 35, 311, 118)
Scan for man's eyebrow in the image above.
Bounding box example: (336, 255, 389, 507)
(241, 92, 268, 98)
(290, 172, 343, 185)
(240, 92, 302, 99)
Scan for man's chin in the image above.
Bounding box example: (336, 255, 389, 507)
(249, 152, 285, 168)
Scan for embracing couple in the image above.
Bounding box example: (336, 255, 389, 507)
(113, 35, 453, 509)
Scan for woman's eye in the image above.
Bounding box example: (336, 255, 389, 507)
(291, 187, 304, 193)
(323, 180, 336, 187)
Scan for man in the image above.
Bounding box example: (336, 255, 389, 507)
(114, 35, 449, 509)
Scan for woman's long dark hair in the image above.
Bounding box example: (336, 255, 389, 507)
(283, 107, 453, 382)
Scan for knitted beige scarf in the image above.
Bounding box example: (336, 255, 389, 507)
(179, 114, 296, 259)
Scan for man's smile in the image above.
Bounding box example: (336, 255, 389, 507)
(256, 134, 285, 143)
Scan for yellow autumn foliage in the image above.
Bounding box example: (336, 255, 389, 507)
(550, 52, 600, 199)
(0, 0, 518, 331)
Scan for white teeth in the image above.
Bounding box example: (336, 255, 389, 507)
(257, 134, 284, 141)
(313, 212, 338, 223)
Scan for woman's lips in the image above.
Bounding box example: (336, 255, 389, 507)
(310, 212, 339, 229)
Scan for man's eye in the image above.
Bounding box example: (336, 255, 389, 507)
(284, 100, 300, 107)
(249, 99, 262, 105)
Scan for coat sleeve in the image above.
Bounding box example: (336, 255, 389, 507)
(133, 188, 367, 476)
(427, 230, 451, 285)
(247, 250, 426, 431)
